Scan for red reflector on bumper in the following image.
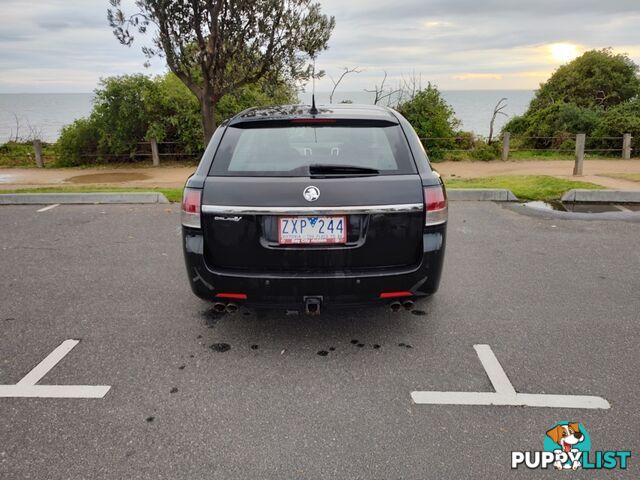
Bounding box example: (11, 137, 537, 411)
(379, 291, 413, 299)
(215, 293, 247, 300)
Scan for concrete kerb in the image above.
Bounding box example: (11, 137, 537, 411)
(561, 189, 640, 204)
(447, 189, 519, 202)
(0, 192, 169, 205)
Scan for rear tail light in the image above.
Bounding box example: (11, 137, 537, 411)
(181, 188, 202, 228)
(424, 184, 448, 226)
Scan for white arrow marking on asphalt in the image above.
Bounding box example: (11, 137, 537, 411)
(0, 339, 111, 398)
(411, 344, 610, 409)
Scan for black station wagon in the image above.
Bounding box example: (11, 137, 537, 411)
(181, 104, 446, 314)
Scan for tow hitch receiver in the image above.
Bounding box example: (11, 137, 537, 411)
(304, 296, 322, 315)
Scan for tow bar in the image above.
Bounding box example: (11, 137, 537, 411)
(304, 296, 322, 315)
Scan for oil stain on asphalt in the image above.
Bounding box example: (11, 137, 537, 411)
(210, 343, 231, 352)
(203, 308, 226, 328)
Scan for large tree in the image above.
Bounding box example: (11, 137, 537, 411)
(108, 0, 335, 142)
(529, 49, 640, 113)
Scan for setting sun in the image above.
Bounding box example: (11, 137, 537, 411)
(549, 43, 579, 63)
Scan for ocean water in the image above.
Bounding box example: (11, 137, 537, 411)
(301, 90, 535, 137)
(0, 90, 534, 143)
(0, 93, 93, 143)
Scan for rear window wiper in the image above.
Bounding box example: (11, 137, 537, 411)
(308, 164, 380, 176)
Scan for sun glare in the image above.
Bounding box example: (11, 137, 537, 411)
(549, 43, 579, 63)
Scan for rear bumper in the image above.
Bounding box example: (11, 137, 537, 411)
(182, 224, 446, 307)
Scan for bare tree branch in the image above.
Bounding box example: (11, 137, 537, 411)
(364, 70, 399, 106)
(328, 66, 362, 103)
(488, 98, 508, 144)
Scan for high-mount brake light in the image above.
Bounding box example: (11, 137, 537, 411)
(181, 188, 202, 228)
(290, 118, 336, 124)
(424, 185, 448, 226)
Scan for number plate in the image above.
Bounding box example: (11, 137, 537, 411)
(278, 216, 347, 244)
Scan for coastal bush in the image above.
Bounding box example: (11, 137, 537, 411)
(55, 72, 297, 165)
(592, 96, 640, 152)
(0, 141, 56, 167)
(470, 141, 501, 161)
(529, 49, 640, 112)
(503, 50, 640, 155)
(397, 83, 461, 161)
(56, 118, 101, 166)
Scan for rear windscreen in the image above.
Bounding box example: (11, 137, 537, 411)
(209, 124, 416, 176)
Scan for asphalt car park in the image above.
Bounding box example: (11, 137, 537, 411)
(1, 202, 639, 478)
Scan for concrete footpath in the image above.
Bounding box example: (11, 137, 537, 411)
(1, 159, 640, 190)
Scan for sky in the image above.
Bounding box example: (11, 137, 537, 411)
(0, 0, 639, 93)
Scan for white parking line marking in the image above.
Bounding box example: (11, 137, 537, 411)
(615, 204, 631, 212)
(37, 203, 60, 212)
(0, 339, 111, 399)
(411, 344, 610, 409)
(16, 339, 79, 385)
(474, 344, 516, 396)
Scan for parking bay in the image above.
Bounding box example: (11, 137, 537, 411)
(0, 202, 638, 478)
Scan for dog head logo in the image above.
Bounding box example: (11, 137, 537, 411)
(546, 423, 585, 453)
(544, 422, 591, 470)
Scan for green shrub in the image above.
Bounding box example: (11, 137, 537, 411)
(470, 141, 501, 161)
(0, 141, 59, 167)
(56, 118, 101, 166)
(397, 83, 461, 161)
(530, 49, 640, 112)
(56, 72, 298, 165)
(592, 96, 640, 153)
(502, 49, 640, 155)
(557, 138, 576, 153)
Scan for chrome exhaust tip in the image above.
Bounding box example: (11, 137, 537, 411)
(402, 300, 415, 310)
(390, 301, 402, 312)
(213, 302, 227, 313)
(226, 302, 238, 314)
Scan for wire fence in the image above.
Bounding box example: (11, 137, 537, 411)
(419, 133, 636, 160)
(0, 140, 202, 167)
(1, 134, 637, 167)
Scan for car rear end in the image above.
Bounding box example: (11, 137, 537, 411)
(182, 105, 446, 313)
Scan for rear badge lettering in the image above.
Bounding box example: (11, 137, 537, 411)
(214, 216, 243, 222)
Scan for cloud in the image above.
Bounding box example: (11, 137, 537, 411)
(453, 73, 503, 81)
(0, 0, 639, 92)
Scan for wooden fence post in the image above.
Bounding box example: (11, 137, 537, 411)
(501, 132, 510, 161)
(33, 140, 44, 168)
(150, 139, 160, 166)
(573, 134, 585, 176)
(622, 133, 632, 159)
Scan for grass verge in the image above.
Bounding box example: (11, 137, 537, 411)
(444, 175, 604, 201)
(0, 186, 184, 203)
